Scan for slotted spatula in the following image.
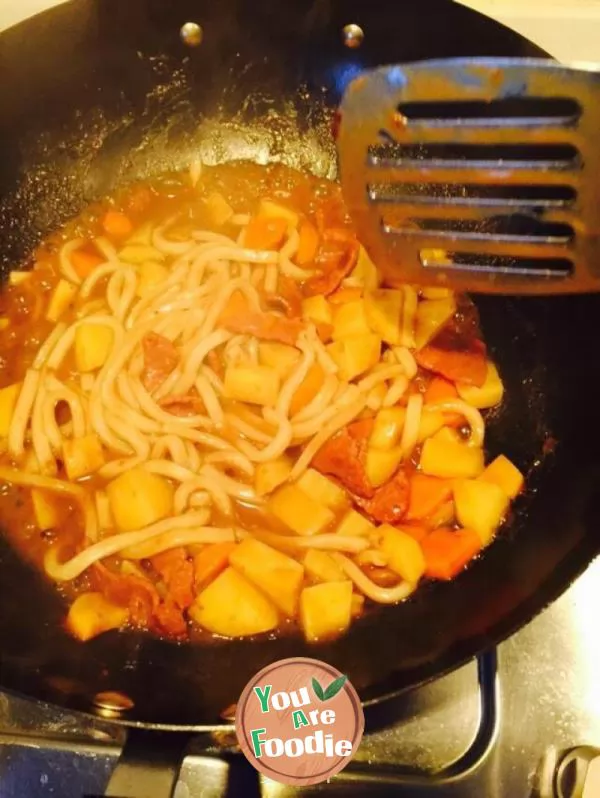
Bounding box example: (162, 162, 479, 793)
(337, 58, 600, 294)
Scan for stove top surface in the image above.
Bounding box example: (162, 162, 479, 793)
(1, 555, 599, 797)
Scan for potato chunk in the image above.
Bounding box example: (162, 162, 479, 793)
(254, 456, 293, 497)
(302, 295, 333, 327)
(135, 262, 169, 297)
(335, 509, 375, 538)
(31, 489, 60, 531)
(332, 299, 371, 340)
(75, 324, 114, 372)
(420, 433, 484, 479)
(268, 484, 335, 535)
(303, 549, 346, 583)
(415, 297, 457, 349)
(457, 361, 504, 409)
(205, 192, 234, 226)
(296, 468, 347, 511)
(258, 342, 301, 379)
(230, 538, 304, 616)
(257, 198, 299, 228)
(369, 407, 406, 451)
(66, 592, 129, 641)
(223, 365, 280, 407)
(453, 479, 510, 545)
(62, 434, 105, 480)
(46, 279, 78, 322)
(106, 467, 174, 531)
(479, 454, 524, 499)
(0, 382, 21, 438)
(364, 289, 404, 345)
(378, 524, 426, 584)
(365, 445, 404, 488)
(190, 567, 278, 637)
(327, 334, 381, 381)
(300, 581, 353, 642)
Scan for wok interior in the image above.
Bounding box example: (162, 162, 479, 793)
(0, 0, 598, 725)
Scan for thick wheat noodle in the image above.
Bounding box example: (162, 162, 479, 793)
(95, 492, 112, 531)
(309, 331, 339, 375)
(112, 269, 138, 320)
(104, 410, 151, 458)
(32, 381, 56, 474)
(185, 441, 202, 472)
(0, 466, 97, 542)
(400, 393, 423, 456)
(425, 400, 485, 446)
(93, 236, 119, 262)
(276, 340, 314, 418)
(172, 328, 233, 395)
(116, 372, 140, 410)
(141, 460, 198, 483)
(80, 373, 96, 394)
(252, 529, 369, 554)
(8, 369, 40, 458)
(152, 222, 196, 256)
(194, 375, 223, 425)
(89, 394, 131, 454)
(279, 229, 312, 280)
(174, 475, 231, 515)
(126, 282, 181, 329)
(150, 435, 189, 467)
(383, 377, 409, 408)
(121, 523, 236, 559)
(356, 549, 388, 567)
(200, 464, 259, 502)
(161, 423, 240, 454)
(43, 512, 209, 581)
(236, 416, 293, 463)
(45, 376, 87, 437)
(110, 398, 164, 436)
(394, 346, 418, 379)
(291, 374, 339, 424)
(192, 230, 240, 245)
(251, 267, 265, 287)
(80, 262, 126, 298)
(127, 376, 210, 429)
(98, 456, 145, 479)
(59, 238, 86, 284)
(291, 393, 367, 479)
(358, 364, 406, 393)
(196, 278, 261, 341)
(226, 413, 273, 444)
(77, 299, 107, 318)
(203, 450, 254, 477)
(332, 553, 415, 603)
(290, 385, 359, 441)
(33, 324, 68, 370)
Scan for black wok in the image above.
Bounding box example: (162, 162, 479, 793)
(0, 0, 598, 746)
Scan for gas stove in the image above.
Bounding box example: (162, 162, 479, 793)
(1, 554, 599, 797)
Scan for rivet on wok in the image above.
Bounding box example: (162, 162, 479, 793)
(180, 22, 204, 47)
(92, 691, 134, 715)
(342, 23, 364, 49)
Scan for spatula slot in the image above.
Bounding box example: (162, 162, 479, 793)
(396, 97, 581, 127)
(369, 182, 577, 204)
(405, 216, 573, 242)
(419, 249, 573, 278)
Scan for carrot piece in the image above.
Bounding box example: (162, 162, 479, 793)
(289, 362, 325, 416)
(424, 377, 459, 404)
(244, 216, 288, 250)
(407, 474, 453, 521)
(424, 377, 463, 427)
(193, 542, 237, 589)
(296, 220, 320, 265)
(102, 210, 134, 239)
(70, 249, 104, 278)
(328, 286, 363, 305)
(421, 527, 482, 580)
(398, 523, 429, 542)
